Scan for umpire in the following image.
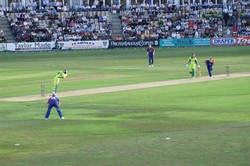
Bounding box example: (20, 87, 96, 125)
(44, 92, 64, 120)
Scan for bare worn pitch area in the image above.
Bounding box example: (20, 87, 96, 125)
(1, 73, 249, 102)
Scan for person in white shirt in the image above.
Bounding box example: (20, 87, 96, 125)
(171, 32, 177, 38)
(62, 4, 68, 11)
(93, 0, 99, 7)
(194, 30, 199, 38)
(227, 28, 231, 36)
(42, 0, 49, 7)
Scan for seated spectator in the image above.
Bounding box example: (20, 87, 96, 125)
(0, 5, 5, 17)
(62, 4, 69, 12)
(0, 30, 7, 42)
(9, 0, 17, 11)
(227, 28, 231, 36)
(232, 26, 238, 36)
(42, 0, 49, 8)
(98, 14, 103, 22)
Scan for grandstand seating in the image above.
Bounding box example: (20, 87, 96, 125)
(2, 1, 250, 42)
(7, 9, 112, 42)
(119, 2, 250, 40)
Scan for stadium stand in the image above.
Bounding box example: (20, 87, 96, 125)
(118, 1, 250, 40)
(1, 0, 250, 42)
(7, 9, 112, 42)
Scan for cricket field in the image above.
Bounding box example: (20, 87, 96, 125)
(0, 46, 250, 166)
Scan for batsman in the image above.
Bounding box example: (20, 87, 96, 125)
(186, 53, 200, 78)
(53, 69, 68, 93)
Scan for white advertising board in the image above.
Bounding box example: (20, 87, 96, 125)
(0, 43, 6, 51)
(7, 42, 54, 51)
(6, 40, 109, 51)
(58, 40, 109, 50)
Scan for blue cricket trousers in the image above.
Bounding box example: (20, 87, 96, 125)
(45, 102, 63, 119)
(207, 66, 213, 77)
(148, 55, 154, 65)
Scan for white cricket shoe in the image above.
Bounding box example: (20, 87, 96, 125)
(61, 117, 64, 119)
(44, 118, 48, 120)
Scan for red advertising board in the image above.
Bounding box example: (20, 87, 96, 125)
(211, 37, 250, 46)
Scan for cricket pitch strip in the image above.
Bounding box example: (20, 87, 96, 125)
(1, 72, 250, 102)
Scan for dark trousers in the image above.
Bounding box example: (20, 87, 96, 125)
(148, 55, 154, 65)
(207, 67, 213, 77)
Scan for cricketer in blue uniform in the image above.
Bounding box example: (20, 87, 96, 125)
(205, 58, 215, 78)
(147, 45, 155, 67)
(44, 92, 64, 120)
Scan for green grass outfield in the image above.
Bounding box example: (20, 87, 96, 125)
(0, 46, 250, 166)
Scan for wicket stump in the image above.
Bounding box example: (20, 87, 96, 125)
(41, 84, 46, 97)
(226, 66, 230, 77)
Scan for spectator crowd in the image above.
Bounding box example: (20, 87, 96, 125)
(6, 0, 112, 42)
(120, 1, 250, 40)
(1, 0, 250, 42)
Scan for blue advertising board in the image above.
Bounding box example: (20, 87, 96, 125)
(160, 38, 210, 47)
(194, 38, 211, 46)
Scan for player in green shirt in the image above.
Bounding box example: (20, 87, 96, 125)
(53, 69, 68, 93)
(186, 53, 200, 78)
